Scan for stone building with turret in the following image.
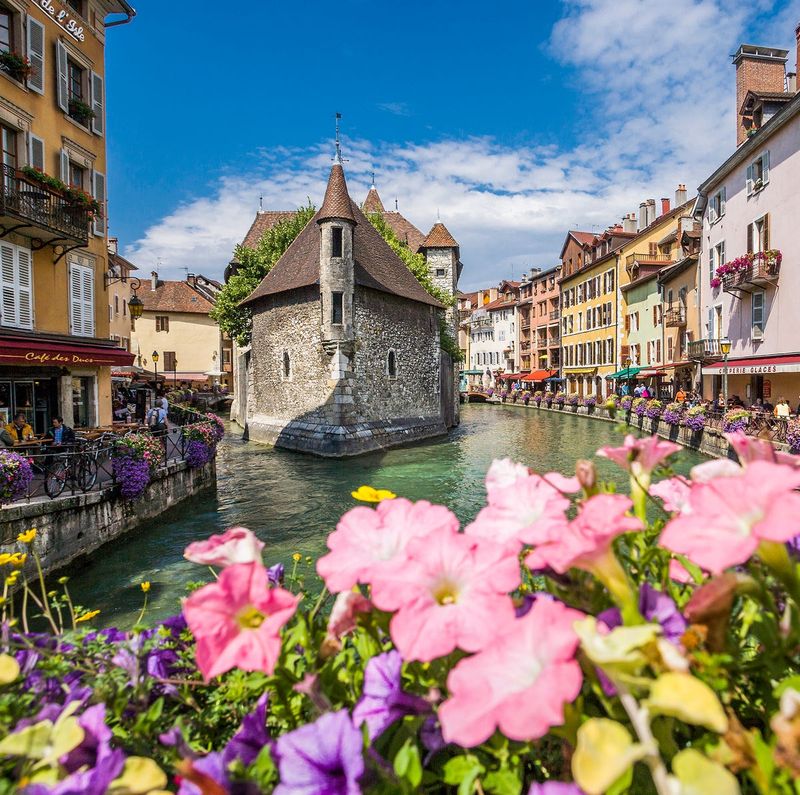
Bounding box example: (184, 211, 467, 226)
(239, 161, 455, 456)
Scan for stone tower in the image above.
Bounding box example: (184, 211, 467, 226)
(420, 221, 460, 319)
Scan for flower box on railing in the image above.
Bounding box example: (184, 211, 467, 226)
(712, 250, 782, 291)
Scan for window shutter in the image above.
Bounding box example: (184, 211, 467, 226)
(747, 223, 754, 254)
(56, 40, 69, 112)
(707, 307, 714, 336)
(81, 264, 94, 336)
(92, 170, 106, 236)
(90, 72, 104, 136)
(26, 17, 45, 95)
(763, 151, 770, 184)
(763, 213, 770, 250)
(720, 187, 726, 216)
(746, 164, 753, 195)
(16, 248, 33, 329)
(60, 149, 69, 183)
(1, 243, 17, 328)
(28, 134, 45, 171)
(70, 264, 82, 335)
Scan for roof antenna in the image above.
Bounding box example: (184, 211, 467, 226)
(259, 195, 263, 212)
(395, 197, 398, 211)
(370, 171, 375, 189)
(333, 112, 348, 164)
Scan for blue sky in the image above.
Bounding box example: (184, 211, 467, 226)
(108, 0, 800, 289)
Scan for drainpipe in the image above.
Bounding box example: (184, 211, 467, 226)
(105, 3, 136, 27)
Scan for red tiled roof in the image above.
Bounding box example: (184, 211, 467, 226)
(141, 280, 215, 314)
(362, 187, 385, 214)
(241, 211, 298, 248)
(382, 212, 425, 252)
(421, 222, 459, 248)
(483, 297, 516, 311)
(319, 164, 357, 223)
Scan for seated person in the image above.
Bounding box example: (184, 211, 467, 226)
(44, 416, 76, 447)
(4, 412, 34, 443)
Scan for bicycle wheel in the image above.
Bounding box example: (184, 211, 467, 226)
(45, 461, 67, 498)
(77, 456, 98, 491)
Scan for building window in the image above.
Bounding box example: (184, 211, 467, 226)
(748, 214, 770, 254)
(0, 241, 33, 329)
(331, 291, 343, 324)
(114, 294, 119, 314)
(435, 268, 446, 277)
(387, 349, 397, 378)
(163, 351, 176, 372)
(1, 123, 16, 189)
(0, 4, 16, 54)
(68, 162, 85, 190)
(67, 58, 84, 101)
(747, 152, 769, 195)
(752, 290, 765, 338)
(709, 188, 726, 222)
(331, 227, 343, 258)
(282, 350, 291, 380)
(122, 299, 127, 316)
(155, 315, 169, 332)
(66, 0, 85, 15)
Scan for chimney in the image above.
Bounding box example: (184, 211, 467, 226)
(660, 198, 671, 216)
(789, 72, 798, 93)
(150, 271, 158, 291)
(647, 199, 656, 227)
(107, 237, 118, 256)
(638, 202, 648, 231)
(733, 44, 788, 145)
(622, 213, 636, 234)
(675, 183, 688, 207)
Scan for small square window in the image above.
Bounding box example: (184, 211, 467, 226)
(435, 268, 446, 277)
(331, 227, 343, 258)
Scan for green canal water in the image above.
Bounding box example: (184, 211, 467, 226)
(66, 404, 706, 628)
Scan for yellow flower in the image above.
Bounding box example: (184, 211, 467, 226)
(351, 485, 397, 503)
(17, 528, 36, 544)
(0, 653, 20, 685)
(670, 749, 739, 795)
(5, 572, 19, 585)
(0, 554, 11, 566)
(140, 581, 151, 593)
(57, 576, 69, 585)
(648, 672, 728, 733)
(292, 553, 302, 562)
(572, 719, 648, 795)
(9, 553, 26, 568)
(74, 610, 100, 624)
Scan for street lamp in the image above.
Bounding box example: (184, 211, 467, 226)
(152, 350, 159, 384)
(720, 337, 731, 409)
(104, 273, 144, 326)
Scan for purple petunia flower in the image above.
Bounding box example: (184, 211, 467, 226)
(273, 709, 364, 795)
(599, 583, 686, 645)
(177, 752, 229, 795)
(223, 693, 270, 767)
(268, 563, 285, 587)
(351, 651, 429, 740)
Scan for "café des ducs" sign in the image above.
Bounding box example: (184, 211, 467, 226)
(38, 0, 86, 42)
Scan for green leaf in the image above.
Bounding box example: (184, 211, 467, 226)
(444, 754, 485, 794)
(483, 768, 522, 795)
(393, 739, 422, 788)
(109, 756, 168, 794)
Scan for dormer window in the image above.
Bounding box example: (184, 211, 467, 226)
(331, 227, 343, 258)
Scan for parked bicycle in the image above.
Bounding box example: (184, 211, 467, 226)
(43, 443, 99, 498)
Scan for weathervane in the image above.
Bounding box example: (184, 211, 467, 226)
(371, 170, 375, 188)
(334, 112, 348, 164)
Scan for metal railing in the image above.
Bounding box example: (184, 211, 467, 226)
(688, 338, 724, 360)
(0, 165, 90, 243)
(721, 256, 781, 292)
(664, 306, 686, 326)
(704, 408, 789, 444)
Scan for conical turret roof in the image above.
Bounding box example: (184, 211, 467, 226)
(421, 221, 458, 248)
(363, 186, 385, 214)
(318, 163, 357, 224)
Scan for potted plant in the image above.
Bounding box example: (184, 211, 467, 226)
(68, 97, 95, 126)
(632, 396, 647, 418)
(604, 394, 619, 418)
(0, 51, 32, 81)
(620, 394, 633, 412)
(583, 395, 597, 413)
(683, 405, 706, 432)
(554, 392, 566, 409)
(722, 408, 750, 434)
(662, 402, 684, 426)
(645, 399, 663, 421)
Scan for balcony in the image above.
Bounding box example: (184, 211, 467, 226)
(0, 165, 91, 247)
(625, 252, 674, 266)
(520, 341, 531, 351)
(688, 338, 725, 361)
(719, 252, 781, 295)
(549, 309, 560, 320)
(664, 306, 686, 327)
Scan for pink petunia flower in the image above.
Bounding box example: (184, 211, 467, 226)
(184, 526, 265, 568)
(316, 499, 458, 593)
(326, 590, 372, 639)
(370, 526, 520, 662)
(597, 435, 680, 481)
(438, 598, 584, 746)
(659, 461, 800, 573)
(183, 562, 299, 681)
(525, 494, 642, 574)
(485, 457, 530, 490)
(650, 477, 691, 514)
(726, 431, 800, 469)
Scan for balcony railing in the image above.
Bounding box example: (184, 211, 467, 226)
(688, 338, 724, 360)
(0, 165, 91, 244)
(625, 252, 674, 266)
(719, 252, 781, 294)
(520, 341, 531, 351)
(664, 306, 686, 327)
(549, 309, 560, 320)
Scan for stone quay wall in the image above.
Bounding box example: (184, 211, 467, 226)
(0, 459, 216, 580)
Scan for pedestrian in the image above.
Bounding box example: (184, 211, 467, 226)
(4, 412, 34, 443)
(675, 386, 686, 403)
(775, 397, 791, 418)
(147, 402, 168, 435)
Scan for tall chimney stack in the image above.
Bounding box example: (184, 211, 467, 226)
(638, 202, 648, 232)
(674, 184, 688, 207)
(660, 198, 671, 216)
(151, 271, 158, 291)
(622, 213, 636, 234)
(647, 199, 656, 227)
(733, 44, 788, 145)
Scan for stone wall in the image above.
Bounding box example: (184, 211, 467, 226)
(230, 343, 249, 428)
(0, 459, 216, 580)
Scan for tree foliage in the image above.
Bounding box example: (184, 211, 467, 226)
(210, 202, 316, 346)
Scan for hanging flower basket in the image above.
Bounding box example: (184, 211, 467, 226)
(0, 51, 32, 81)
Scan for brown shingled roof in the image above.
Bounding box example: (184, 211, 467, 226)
(141, 281, 215, 314)
(381, 212, 425, 252)
(241, 211, 297, 248)
(242, 199, 442, 308)
(362, 186, 385, 214)
(319, 164, 356, 223)
(421, 221, 459, 249)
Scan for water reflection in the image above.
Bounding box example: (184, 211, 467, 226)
(65, 405, 706, 627)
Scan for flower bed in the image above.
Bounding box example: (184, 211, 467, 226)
(722, 408, 750, 433)
(112, 433, 165, 499)
(3, 435, 800, 793)
(620, 394, 633, 411)
(683, 404, 706, 432)
(554, 392, 566, 408)
(662, 402, 684, 426)
(0, 450, 33, 505)
(644, 398, 663, 420)
(632, 396, 647, 416)
(182, 420, 221, 469)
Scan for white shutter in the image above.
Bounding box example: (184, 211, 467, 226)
(1, 243, 17, 328)
(16, 248, 33, 329)
(80, 264, 94, 336)
(90, 72, 104, 136)
(69, 264, 82, 335)
(28, 134, 45, 171)
(720, 187, 726, 216)
(762, 151, 770, 185)
(746, 164, 754, 195)
(56, 40, 69, 112)
(26, 17, 45, 95)
(60, 148, 70, 183)
(92, 170, 106, 236)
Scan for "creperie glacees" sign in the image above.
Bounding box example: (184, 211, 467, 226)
(38, 0, 86, 42)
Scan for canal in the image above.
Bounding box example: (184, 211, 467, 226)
(66, 405, 707, 627)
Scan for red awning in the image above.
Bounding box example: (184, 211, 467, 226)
(522, 369, 558, 382)
(702, 354, 800, 375)
(0, 337, 135, 367)
(499, 372, 522, 380)
(637, 369, 665, 378)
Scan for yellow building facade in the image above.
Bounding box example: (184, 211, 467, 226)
(0, 0, 134, 430)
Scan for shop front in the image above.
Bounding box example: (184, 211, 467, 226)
(702, 355, 800, 406)
(0, 334, 134, 431)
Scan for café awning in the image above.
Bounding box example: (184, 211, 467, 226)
(607, 366, 642, 380)
(521, 369, 558, 382)
(637, 369, 665, 378)
(1, 337, 135, 367)
(702, 354, 800, 375)
(498, 372, 522, 380)
(565, 368, 597, 375)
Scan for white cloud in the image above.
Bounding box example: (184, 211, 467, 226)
(124, 0, 800, 291)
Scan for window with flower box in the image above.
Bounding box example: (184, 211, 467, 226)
(747, 152, 769, 195)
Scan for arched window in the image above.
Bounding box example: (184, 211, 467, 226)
(282, 350, 291, 379)
(387, 349, 397, 378)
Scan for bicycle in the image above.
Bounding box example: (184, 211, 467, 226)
(43, 443, 99, 498)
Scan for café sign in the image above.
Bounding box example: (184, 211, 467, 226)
(702, 362, 800, 375)
(38, 0, 86, 42)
